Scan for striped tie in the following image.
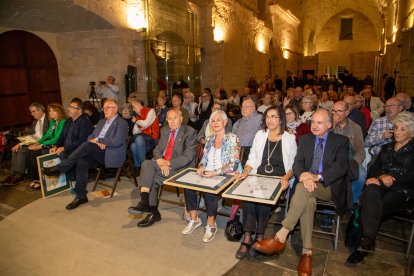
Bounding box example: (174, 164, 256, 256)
(310, 138, 324, 174)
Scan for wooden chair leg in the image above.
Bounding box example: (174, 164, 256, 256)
(175, 187, 180, 197)
(110, 168, 122, 198)
(92, 168, 102, 191)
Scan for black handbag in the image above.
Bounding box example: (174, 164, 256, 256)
(225, 213, 243, 242)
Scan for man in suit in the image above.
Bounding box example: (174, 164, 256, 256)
(1, 102, 50, 185)
(128, 109, 197, 227)
(49, 98, 94, 181)
(253, 108, 349, 276)
(43, 99, 128, 210)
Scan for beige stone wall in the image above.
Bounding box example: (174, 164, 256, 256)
(56, 29, 146, 106)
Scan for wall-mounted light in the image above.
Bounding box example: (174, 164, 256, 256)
(282, 48, 291, 59)
(127, 0, 147, 31)
(256, 34, 267, 53)
(213, 26, 224, 43)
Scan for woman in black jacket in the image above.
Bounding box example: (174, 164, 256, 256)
(347, 112, 414, 264)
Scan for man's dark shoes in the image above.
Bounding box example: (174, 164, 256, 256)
(66, 197, 88, 210)
(137, 213, 161, 227)
(346, 250, 367, 266)
(235, 242, 251, 260)
(128, 201, 151, 215)
(357, 237, 375, 252)
(42, 166, 61, 176)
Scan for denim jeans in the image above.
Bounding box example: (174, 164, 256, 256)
(352, 164, 367, 204)
(130, 134, 156, 168)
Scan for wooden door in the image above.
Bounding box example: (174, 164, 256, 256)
(0, 30, 61, 128)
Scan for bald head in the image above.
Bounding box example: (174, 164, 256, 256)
(343, 95, 356, 111)
(311, 108, 332, 137)
(166, 109, 183, 130)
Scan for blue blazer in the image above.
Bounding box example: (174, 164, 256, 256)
(89, 115, 128, 168)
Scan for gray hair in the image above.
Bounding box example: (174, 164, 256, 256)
(392, 111, 414, 136)
(209, 110, 228, 125)
(355, 95, 365, 105)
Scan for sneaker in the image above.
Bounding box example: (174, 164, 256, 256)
(181, 218, 202, 234)
(128, 201, 151, 215)
(202, 223, 217, 243)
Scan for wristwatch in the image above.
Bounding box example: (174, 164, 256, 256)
(317, 174, 322, 181)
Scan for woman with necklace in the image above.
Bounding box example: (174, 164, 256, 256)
(183, 110, 240, 243)
(234, 105, 297, 260)
(347, 112, 414, 265)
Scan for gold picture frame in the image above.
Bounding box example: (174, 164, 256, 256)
(163, 168, 236, 194)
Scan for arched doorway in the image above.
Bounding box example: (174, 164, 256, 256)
(0, 30, 61, 128)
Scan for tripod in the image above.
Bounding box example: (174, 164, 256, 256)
(88, 82, 100, 109)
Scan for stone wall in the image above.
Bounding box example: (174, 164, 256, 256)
(56, 29, 146, 105)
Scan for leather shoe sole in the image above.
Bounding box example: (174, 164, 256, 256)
(252, 236, 285, 255)
(66, 198, 88, 210)
(42, 166, 61, 177)
(137, 213, 161, 228)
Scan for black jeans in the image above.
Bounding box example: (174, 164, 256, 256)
(361, 184, 414, 240)
(57, 142, 105, 198)
(242, 201, 271, 234)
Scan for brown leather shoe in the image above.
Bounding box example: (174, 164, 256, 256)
(252, 236, 285, 255)
(297, 253, 312, 276)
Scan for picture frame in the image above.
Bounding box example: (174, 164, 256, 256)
(222, 174, 283, 205)
(163, 168, 236, 194)
(37, 153, 70, 198)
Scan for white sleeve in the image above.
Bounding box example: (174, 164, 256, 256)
(136, 109, 156, 129)
(108, 84, 119, 94)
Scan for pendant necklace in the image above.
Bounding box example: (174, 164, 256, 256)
(265, 137, 279, 174)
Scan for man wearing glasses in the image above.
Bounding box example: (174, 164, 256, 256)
(49, 98, 94, 181)
(365, 97, 405, 156)
(43, 99, 128, 210)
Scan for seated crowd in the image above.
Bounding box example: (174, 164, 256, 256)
(2, 75, 414, 276)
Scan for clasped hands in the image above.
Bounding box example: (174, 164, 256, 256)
(196, 166, 218, 178)
(28, 143, 43, 151)
(89, 138, 106, 150)
(156, 158, 171, 177)
(299, 172, 320, 193)
(366, 175, 395, 187)
(50, 146, 64, 155)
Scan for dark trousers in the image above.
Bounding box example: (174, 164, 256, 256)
(28, 148, 49, 180)
(184, 189, 218, 217)
(242, 201, 271, 234)
(361, 184, 414, 240)
(57, 142, 105, 198)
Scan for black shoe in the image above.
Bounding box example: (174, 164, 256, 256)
(357, 237, 375, 252)
(66, 197, 88, 210)
(128, 201, 151, 215)
(137, 213, 161, 227)
(235, 242, 251, 259)
(42, 166, 61, 176)
(346, 250, 367, 266)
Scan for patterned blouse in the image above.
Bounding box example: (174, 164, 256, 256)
(199, 132, 240, 175)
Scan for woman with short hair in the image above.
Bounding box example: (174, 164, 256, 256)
(347, 112, 414, 264)
(284, 103, 311, 144)
(183, 110, 240, 243)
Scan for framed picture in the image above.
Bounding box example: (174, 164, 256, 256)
(222, 174, 283, 205)
(37, 153, 70, 198)
(163, 168, 236, 194)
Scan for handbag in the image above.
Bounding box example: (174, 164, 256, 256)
(225, 200, 243, 242)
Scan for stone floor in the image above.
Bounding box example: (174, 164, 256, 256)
(0, 167, 413, 275)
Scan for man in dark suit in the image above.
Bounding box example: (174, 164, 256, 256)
(49, 98, 94, 181)
(128, 109, 197, 227)
(253, 108, 349, 276)
(43, 99, 128, 210)
(1, 102, 50, 185)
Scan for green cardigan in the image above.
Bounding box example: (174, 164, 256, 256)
(37, 119, 66, 146)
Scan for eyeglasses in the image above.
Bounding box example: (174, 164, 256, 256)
(385, 104, 402, 108)
(241, 105, 254, 109)
(285, 111, 294, 116)
(265, 115, 280, 119)
(68, 105, 80, 110)
(103, 106, 116, 110)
